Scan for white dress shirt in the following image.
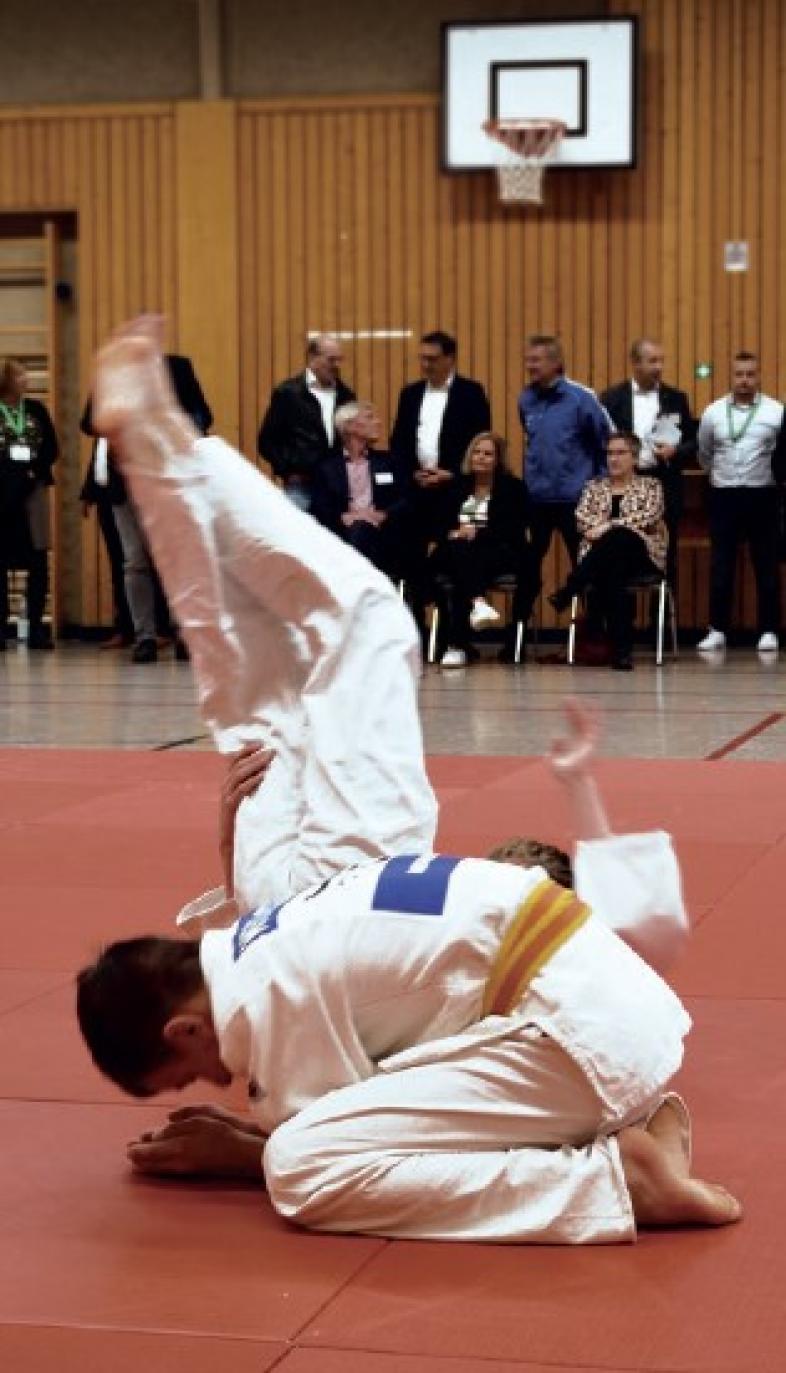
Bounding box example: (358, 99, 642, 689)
(698, 392, 784, 487)
(306, 367, 337, 446)
(631, 381, 661, 469)
(416, 373, 454, 468)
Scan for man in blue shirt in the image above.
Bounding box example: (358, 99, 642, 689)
(518, 335, 609, 612)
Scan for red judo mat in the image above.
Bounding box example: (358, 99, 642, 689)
(1, 747, 785, 1373)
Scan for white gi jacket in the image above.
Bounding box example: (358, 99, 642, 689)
(201, 853, 689, 1141)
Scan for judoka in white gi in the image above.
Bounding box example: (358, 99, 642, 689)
(76, 318, 740, 1242)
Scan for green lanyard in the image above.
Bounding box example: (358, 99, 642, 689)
(726, 396, 760, 445)
(0, 399, 26, 438)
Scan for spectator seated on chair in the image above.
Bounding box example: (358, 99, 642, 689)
(311, 402, 411, 583)
(426, 432, 533, 668)
(549, 432, 668, 671)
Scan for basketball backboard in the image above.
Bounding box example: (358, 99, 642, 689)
(442, 17, 638, 171)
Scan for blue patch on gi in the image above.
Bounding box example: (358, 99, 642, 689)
(371, 853, 461, 916)
(233, 901, 282, 960)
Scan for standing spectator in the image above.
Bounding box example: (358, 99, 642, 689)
(601, 338, 696, 584)
(518, 335, 610, 615)
(257, 335, 354, 511)
(80, 354, 213, 663)
(311, 402, 410, 582)
(696, 352, 784, 654)
(79, 438, 133, 649)
(390, 331, 491, 546)
(0, 358, 58, 650)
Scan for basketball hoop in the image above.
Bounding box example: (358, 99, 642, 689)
(483, 118, 566, 206)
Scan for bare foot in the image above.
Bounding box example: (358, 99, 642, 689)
(93, 316, 179, 441)
(619, 1123, 741, 1229)
(646, 1094, 691, 1178)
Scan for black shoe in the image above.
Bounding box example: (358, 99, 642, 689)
(0, 637, 6, 652)
(27, 626, 54, 650)
(548, 589, 572, 614)
(131, 637, 157, 664)
(174, 637, 190, 662)
(612, 653, 634, 671)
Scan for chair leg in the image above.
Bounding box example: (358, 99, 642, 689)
(567, 596, 579, 665)
(427, 605, 439, 665)
(656, 580, 665, 666)
(514, 620, 524, 664)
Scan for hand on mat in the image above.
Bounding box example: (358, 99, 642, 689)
(219, 743, 275, 896)
(168, 1102, 266, 1139)
(127, 1114, 265, 1182)
(549, 699, 601, 780)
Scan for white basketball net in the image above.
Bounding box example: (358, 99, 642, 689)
(482, 119, 566, 206)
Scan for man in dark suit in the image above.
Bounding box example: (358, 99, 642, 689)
(81, 353, 212, 662)
(257, 334, 355, 511)
(601, 339, 696, 583)
(311, 402, 410, 582)
(390, 332, 491, 538)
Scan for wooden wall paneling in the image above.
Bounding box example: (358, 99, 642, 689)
(468, 162, 490, 402)
(237, 113, 258, 461)
(351, 108, 372, 404)
(109, 120, 129, 325)
(742, 0, 764, 365)
(141, 116, 161, 311)
(589, 180, 610, 393)
(693, 0, 715, 419)
(336, 109, 356, 375)
(368, 109, 390, 426)
(759, 0, 779, 392)
(487, 178, 507, 439)
(420, 107, 439, 348)
(76, 118, 99, 625)
(92, 117, 115, 625)
(318, 110, 339, 345)
(713, 3, 733, 390)
(728, 1, 746, 357)
(661, 0, 681, 367)
(124, 118, 143, 315)
(572, 175, 592, 384)
(638, 0, 660, 345)
(402, 105, 423, 413)
(158, 114, 176, 338)
(385, 109, 405, 421)
(287, 112, 308, 383)
(175, 103, 238, 443)
(502, 206, 523, 458)
(254, 112, 274, 452)
(677, 0, 696, 397)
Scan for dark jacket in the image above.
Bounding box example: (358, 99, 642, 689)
(443, 470, 528, 562)
(311, 448, 410, 537)
(599, 380, 696, 519)
(80, 354, 213, 505)
(390, 375, 491, 477)
(257, 373, 355, 482)
(0, 395, 59, 520)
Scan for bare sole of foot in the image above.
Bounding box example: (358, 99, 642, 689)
(619, 1123, 741, 1229)
(93, 317, 179, 440)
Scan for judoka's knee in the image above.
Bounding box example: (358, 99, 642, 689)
(264, 1115, 324, 1219)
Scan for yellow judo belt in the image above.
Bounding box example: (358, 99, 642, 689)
(482, 878, 591, 1017)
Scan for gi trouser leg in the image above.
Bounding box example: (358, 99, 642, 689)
(264, 1026, 649, 1243)
(120, 435, 438, 908)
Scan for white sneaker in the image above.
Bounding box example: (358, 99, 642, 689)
(440, 647, 467, 668)
(469, 597, 501, 631)
(697, 628, 726, 652)
(757, 632, 779, 652)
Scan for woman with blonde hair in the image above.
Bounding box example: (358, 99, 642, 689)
(426, 431, 532, 667)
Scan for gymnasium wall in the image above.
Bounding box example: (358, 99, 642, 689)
(0, 0, 783, 630)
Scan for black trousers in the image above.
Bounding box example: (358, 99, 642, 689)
(561, 527, 661, 657)
(0, 549, 48, 634)
(522, 502, 580, 620)
(96, 498, 133, 639)
(708, 487, 780, 634)
(339, 518, 403, 584)
(427, 537, 537, 652)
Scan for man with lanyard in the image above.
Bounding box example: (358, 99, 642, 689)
(0, 358, 59, 650)
(696, 352, 785, 654)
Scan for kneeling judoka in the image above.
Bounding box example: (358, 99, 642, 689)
(76, 318, 739, 1242)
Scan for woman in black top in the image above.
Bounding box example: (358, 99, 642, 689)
(0, 358, 59, 649)
(427, 431, 532, 666)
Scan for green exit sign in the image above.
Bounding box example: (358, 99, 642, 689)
(695, 362, 713, 380)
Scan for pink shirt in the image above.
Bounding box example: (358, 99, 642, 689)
(346, 455, 374, 510)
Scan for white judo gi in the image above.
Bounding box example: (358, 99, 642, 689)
(121, 427, 690, 1244)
